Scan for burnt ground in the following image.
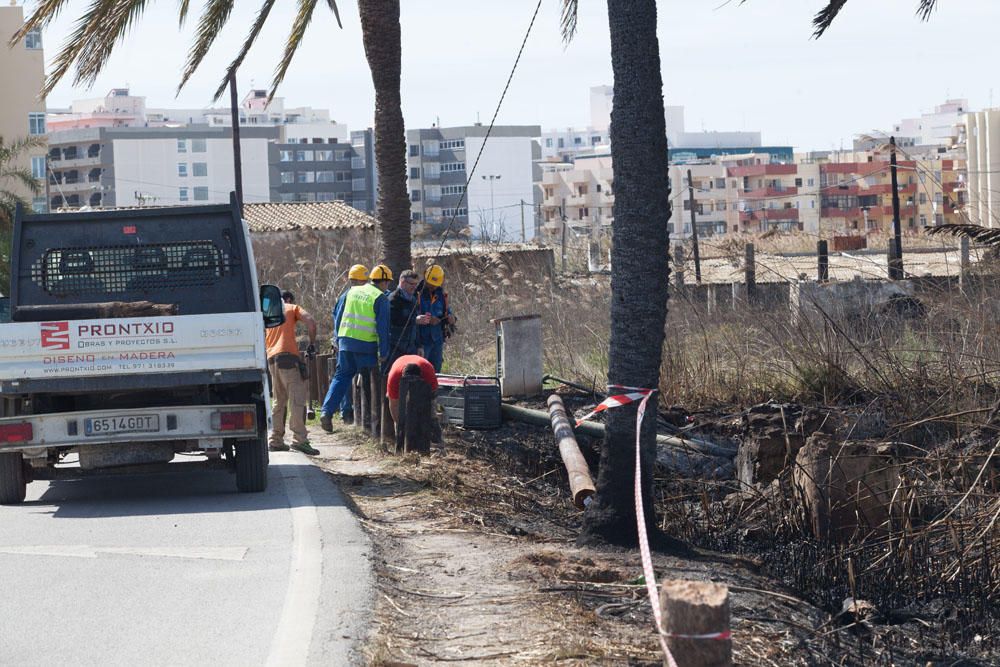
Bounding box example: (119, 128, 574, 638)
(305, 401, 998, 666)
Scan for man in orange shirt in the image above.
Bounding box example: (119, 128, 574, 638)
(385, 354, 439, 423)
(265, 291, 319, 455)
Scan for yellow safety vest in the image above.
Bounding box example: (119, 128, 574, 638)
(338, 283, 383, 342)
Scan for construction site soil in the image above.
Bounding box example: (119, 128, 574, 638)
(307, 393, 1000, 666)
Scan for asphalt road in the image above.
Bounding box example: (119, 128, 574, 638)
(0, 453, 373, 666)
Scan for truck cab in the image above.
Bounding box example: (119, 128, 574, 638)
(0, 197, 283, 503)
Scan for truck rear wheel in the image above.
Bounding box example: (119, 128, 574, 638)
(235, 434, 268, 493)
(0, 452, 27, 504)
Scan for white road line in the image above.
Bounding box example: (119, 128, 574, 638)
(0, 546, 248, 561)
(265, 462, 323, 667)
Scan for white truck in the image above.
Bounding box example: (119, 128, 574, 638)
(0, 198, 285, 503)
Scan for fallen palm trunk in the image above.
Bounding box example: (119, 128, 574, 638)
(546, 395, 596, 509)
(500, 402, 736, 458)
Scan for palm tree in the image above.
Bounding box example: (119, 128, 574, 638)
(13, 0, 411, 273)
(0, 136, 45, 293)
(561, 1, 680, 550)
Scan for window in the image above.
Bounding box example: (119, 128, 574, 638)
(715, 178, 726, 189)
(193, 187, 209, 201)
(579, 207, 589, 218)
(596, 184, 602, 193)
(31, 157, 45, 180)
(441, 162, 465, 173)
(410, 168, 421, 179)
(280, 150, 294, 162)
(440, 139, 464, 150)
(312, 138, 324, 144)
(441, 207, 467, 217)
(191, 139, 207, 153)
(591, 136, 602, 145)
(578, 185, 588, 196)
(807, 178, 815, 187)
(409, 145, 420, 157)
(412, 212, 422, 222)
(351, 157, 364, 169)
(411, 190, 421, 202)
(296, 172, 315, 183)
(425, 185, 441, 200)
(316, 171, 335, 183)
(315, 150, 333, 161)
(424, 164, 440, 179)
(295, 193, 316, 202)
(545, 138, 553, 148)
(279, 193, 296, 202)
(280, 172, 294, 184)
(717, 201, 726, 211)
(919, 214, 927, 226)
(795, 178, 802, 187)
(336, 171, 352, 182)
(32, 197, 46, 213)
(28, 112, 45, 136)
(295, 150, 314, 161)
(179, 187, 189, 202)
(683, 200, 691, 211)
(558, 138, 565, 148)
(352, 178, 366, 191)
(177, 163, 188, 177)
(574, 137, 583, 145)
(316, 193, 336, 201)
(24, 29, 42, 50)
(442, 184, 465, 195)
(919, 193, 927, 204)
(177, 139, 187, 153)
(192, 162, 208, 177)
(335, 150, 349, 160)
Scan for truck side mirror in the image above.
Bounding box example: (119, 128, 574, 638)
(260, 284, 285, 328)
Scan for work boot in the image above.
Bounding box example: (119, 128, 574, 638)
(269, 442, 290, 452)
(341, 409, 354, 424)
(320, 414, 333, 433)
(292, 441, 320, 456)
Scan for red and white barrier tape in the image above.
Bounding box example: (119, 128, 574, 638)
(578, 384, 729, 666)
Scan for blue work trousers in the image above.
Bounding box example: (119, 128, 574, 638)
(322, 350, 371, 416)
(423, 341, 444, 373)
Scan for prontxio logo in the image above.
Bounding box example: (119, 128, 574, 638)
(41, 321, 70, 350)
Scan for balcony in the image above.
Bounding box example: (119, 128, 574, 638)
(739, 208, 798, 223)
(741, 186, 798, 199)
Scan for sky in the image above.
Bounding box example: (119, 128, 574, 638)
(34, 0, 997, 152)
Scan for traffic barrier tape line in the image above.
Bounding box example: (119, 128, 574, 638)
(580, 384, 731, 667)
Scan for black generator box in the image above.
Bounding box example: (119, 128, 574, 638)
(436, 375, 502, 429)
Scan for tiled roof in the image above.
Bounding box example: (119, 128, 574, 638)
(244, 202, 376, 232)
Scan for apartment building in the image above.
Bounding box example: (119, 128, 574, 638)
(965, 109, 1000, 227)
(408, 124, 541, 241)
(269, 128, 376, 212)
(0, 3, 47, 212)
(46, 126, 278, 209)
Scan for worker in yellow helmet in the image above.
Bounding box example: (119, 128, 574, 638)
(320, 263, 390, 431)
(370, 264, 394, 294)
(416, 264, 456, 372)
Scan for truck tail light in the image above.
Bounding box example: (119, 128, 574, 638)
(211, 410, 255, 432)
(0, 422, 33, 443)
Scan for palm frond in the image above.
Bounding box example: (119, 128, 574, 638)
(10, 0, 74, 44)
(178, 0, 191, 27)
(178, 0, 235, 92)
(811, 0, 849, 38)
(75, 0, 156, 89)
(916, 0, 938, 21)
(40, 0, 118, 96)
(210, 0, 278, 101)
(0, 167, 42, 196)
(560, 0, 578, 44)
(268, 0, 320, 102)
(325, 0, 342, 28)
(925, 223, 1000, 248)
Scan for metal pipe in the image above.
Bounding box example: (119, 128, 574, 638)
(547, 395, 596, 509)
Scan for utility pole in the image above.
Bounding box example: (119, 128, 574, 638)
(889, 136, 903, 280)
(560, 200, 567, 273)
(520, 199, 526, 243)
(228, 71, 244, 213)
(482, 174, 501, 240)
(686, 169, 702, 283)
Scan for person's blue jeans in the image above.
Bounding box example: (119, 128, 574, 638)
(423, 341, 443, 373)
(322, 350, 364, 416)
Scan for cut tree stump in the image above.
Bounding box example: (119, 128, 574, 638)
(396, 375, 433, 454)
(660, 579, 732, 667)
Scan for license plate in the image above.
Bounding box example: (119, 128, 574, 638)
(84, 414, 160, 436)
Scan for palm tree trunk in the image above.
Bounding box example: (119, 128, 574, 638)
(578, 0, 673, 548)
(357, 0, 412, 276)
